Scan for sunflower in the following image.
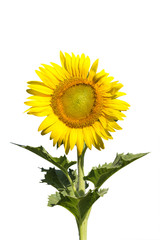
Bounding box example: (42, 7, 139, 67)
(25, 52, 130, 155)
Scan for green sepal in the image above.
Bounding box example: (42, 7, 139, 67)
(41, 167, 76, 193)
(12, 143, 76, 173)
(84, 152, 149, 189)
(48, 188, 108, 222)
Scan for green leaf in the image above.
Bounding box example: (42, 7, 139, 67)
(41, 167, 76, 193)
(12, 143, 76, 173)
(98, 188, 109, 197)
(84, 152, 149, 189)
(78, 189, 108, 220)
(48, 192, 61, 206)
(48, 188, 108, 222)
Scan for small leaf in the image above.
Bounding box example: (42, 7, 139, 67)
(41, 167, 77, 195)
(48, 192, 61, 206)
(98, 188, 109, 197)
(84, 152, 149, 189)
(41, 168, 70, 190)
(48, 188, 107, 222)
(12, 143, 76, 173)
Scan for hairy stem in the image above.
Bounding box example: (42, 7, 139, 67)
(77, 144, 90, 240)
(77, 144, 87, 196)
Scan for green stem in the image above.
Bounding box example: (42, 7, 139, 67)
(77, 144, 87, 196)
(77, 144, 90, 240)
(77, 211, 90, 240)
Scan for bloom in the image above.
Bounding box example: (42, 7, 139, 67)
(25, 52, 129, 155)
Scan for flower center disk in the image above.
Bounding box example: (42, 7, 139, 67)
(51, 79, 102, 128)
(61, 84, 95, 119)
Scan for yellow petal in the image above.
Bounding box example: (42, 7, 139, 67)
(99, 116, 108, 128)
(96, 134, 105, 149)
(98, 84, 112, 93)
(35, 70, 57, 88)
(102, 108, 126, 120)
(24, 101, 49, 107)
(69, 128, 77, 150)
(90, 59, 99, 73)
(40, 64, 62, 82)
(82, 56, 91, 79)
(27, 95, 52, 102)
(99, 116, 116, 132)
(60, 51, 66, 69)
(38, 114, 58, 132)
(71, 53, 76, 77)
(39, 67, 60, 85)
(104, 99, 130, 111)
(79, 53, 85, 77)
(50, 127, 61, 142)
(93, 121, 113, 140)
(96, 75, 112, 86)
(90, 126, 105, 150)
(41, 123, 56, 135)
(27, 81, 46, 86)
(90, 127, 101, 150)
(82, 127, 93, 150)
(26, 89, 50, 97)
(28, 83, 53, 95)
(114, 92, 126, 98)
(64, 130, 70, 154)
(109, 82, 124, 94)
(50, 62, 71, 79)
(109, 121, 122, 130)
(75, 54, 80, 77)
(65, 52, 72, 74)
(93, 70, 109, 83)
(56, 125, 68, 147)
(76, 129, 84, 155)
(88, 59, 99, 80)
(50, 121, 68, 147)
(92, 130, 104, 149)
(26, 106, 52, 116)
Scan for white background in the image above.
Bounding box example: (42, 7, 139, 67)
(0, 0, 160, 239)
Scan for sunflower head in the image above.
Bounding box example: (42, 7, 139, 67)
(25, 52, 130, 155)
